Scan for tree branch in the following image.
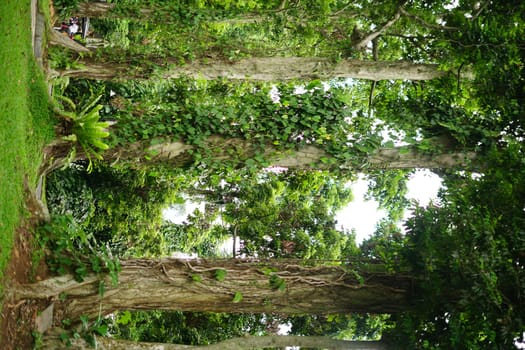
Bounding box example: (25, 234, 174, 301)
(353, 1, 407, 50)
(399, 7, 458, 31)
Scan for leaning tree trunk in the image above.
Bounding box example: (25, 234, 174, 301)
(60, 57, 460, 81)
(15, 258, 413, 320)
(41, 333, 388, 350)
(48, 30, 90, 53)
(41, 135, 478, 175)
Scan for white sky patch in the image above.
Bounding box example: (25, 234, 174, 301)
(163, 198, 204, 224)
(444, 0, 459, 10)
(269, 85, 281, 104)
(336, 170, 442, 243)
(406, 170, 442, 206)
(335, 177, 387, 243)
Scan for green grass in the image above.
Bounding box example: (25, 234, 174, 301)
(0, 0, 55, 299)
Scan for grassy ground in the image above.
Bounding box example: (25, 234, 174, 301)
(0, 0, 55, 297)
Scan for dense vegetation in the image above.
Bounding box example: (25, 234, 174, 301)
(1, 0, 524, 349)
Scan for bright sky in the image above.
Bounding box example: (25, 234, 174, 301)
(335, 169, 442, 243)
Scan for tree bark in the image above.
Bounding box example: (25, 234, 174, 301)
(49, 29, 90, 53)
(41, 333, 388, 350)
(15, 258, 412, 320)
(353, 2, 406, 51)
(76, 2, 124, 17)
(107, 137, 478, 170)
(60, 57, 454, 81)
(41, 136, 478, 175)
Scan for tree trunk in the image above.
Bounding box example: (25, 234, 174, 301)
(76, 2, 122, 17)
(41, 333, 387, 350)
(15, 258, 412, 320)
(106, 137, 478, 170)
(60, 57, 456, 81)
(76, 2, 261, 24)
(41, 136, 478, 175)
(49, 29, 90, 53)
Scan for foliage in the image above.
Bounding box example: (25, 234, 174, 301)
(365, 170, 411, 221)
(52, 0, 82, 18)
(359, 219, 406, 271)
(45, 163, 185, 257)
(52, 92, 111, 172)
(67, 0, 361, 63)
(91, 18, 131, 49)
(102, 78, 384, 173)
(35, 1, 525, 348)
(161, 169, 356, 259)
(374, 77, 497, 152)
(222, 170, 355, 259)
(48, 46, 81, 71)
(45, 164, 95, 224)
(288, 313, 391, 341)
(160, 214, 227, 257)
(55, 315, 112, 348)
(35, 215, 120, 285)
(386, 143, 525, 349)
(108, 311, 270, 345)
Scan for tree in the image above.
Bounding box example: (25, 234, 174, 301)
(41, 333, 388, 350)
(58, 58, 458, 81)
(56, 0, 485, 84)
(15, 258, 413, 320)
(43, 135, 478, 177)
(45, 163, 183, 257)
(384, 143, 525, 350)
(45, 76, 484, 176)
(220, 170, 354, 259)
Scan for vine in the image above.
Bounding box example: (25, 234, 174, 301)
(107, 79, 379, 172)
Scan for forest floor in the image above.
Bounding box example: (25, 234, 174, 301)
(0, 202, 51, 350)
(0, 0, 56, 349)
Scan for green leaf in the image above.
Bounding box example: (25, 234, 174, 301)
(117, 311, 132, 325)
(98, 280, 106, 297)
(93, 324, 108, 336)
(278, 280, 286, 291)
(306, 80, 322, 90)
(232, 291, 243, 303)
(191, 274, 203, 282)
(398, 146, 411, 154)
(79, 315, 89, 330)
(215, 269, 227, 281)
(261, 267, 276, 275)
(269, 275, 286, 291)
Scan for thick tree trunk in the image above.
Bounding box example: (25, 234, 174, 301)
(41, 333, 387, 350)
(49, 29, 90, 53)
(60, 57, 453, 81)
(41, 136, 478, 175)
(15, 258, 412, 320)
(107, 137, 477, 170)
